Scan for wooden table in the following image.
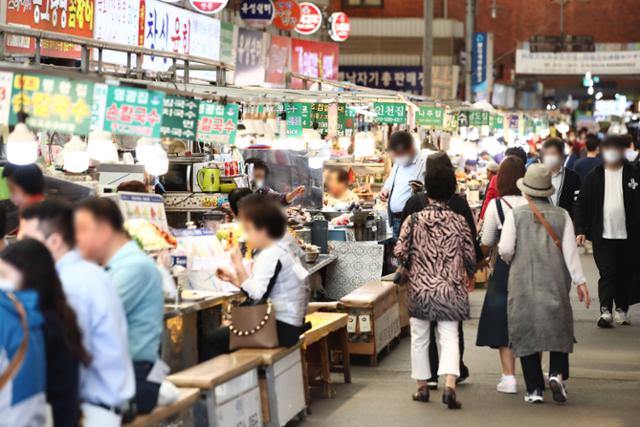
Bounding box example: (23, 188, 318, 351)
(301, 312, 351, 404)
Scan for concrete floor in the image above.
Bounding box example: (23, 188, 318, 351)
(294, 254, 640, 427)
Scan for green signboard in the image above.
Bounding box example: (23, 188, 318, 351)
(415, 106, 444, 128)
(161, 96, 199, 140)
(103, 86, 164, 138)
(373, 102, 406, 124)
(284, 103, 303, 138)
(309, 103, 329, 131)
(337, 103, 357, 136)
(220, 22, 235, 65)
(10, 74, 93, 135)
(469, 110, 484, 127)
(196, 102, 239, 145)
(491, 113, 504, 129)
(481, 111, 491, 126)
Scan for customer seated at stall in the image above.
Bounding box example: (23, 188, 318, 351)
(73, 198, 166, 416)
(245, 158, 305, 205)
(207, 195, 310, 359)
(18, 199, 135, 426)
(2, 163, 45, 211)
(116, 180, 149, 193)
(0, 239, 90, 426)
(324, 168, 359, 208)
(0, 254, 47, 426)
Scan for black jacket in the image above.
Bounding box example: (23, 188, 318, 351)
(402, 192, 484, 262)
(574, 163, 640, 243)
(556, 167, 582, 219)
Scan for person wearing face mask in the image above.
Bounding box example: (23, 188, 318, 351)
(541, 138, 582, 219)
(380, 131, 427, 238)
(574, 135, 640, 328)
(245, 158, 306, 205)
(625, 135, 640, 166)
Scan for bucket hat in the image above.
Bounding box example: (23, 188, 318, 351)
(516, 163, 555, 197)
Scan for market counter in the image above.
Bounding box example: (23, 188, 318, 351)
(306, 253, 338, 276)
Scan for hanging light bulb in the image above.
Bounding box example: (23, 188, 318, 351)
(144, 144, 168, 176)
(135, 137, 156, 164)
(6, 123, 38, 165)
(88, 130, 114, 163)
(63, 136, 90, 173)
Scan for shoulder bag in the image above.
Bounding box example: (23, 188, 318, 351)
(0, 292, 29, 389)
(527, 199, 562, 252)
(229, 261, 282, 351)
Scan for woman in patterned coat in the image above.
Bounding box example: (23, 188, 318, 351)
(395, 165, 476, 410)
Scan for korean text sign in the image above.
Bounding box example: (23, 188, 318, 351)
(6, 0, 95, 59)
(373, 103, 407, 125)
(415, 106, 444, 128)
(9, 74, 94, 135)
(161, 96, 199, 140)
(290, 38, 339, 89)
(235, 27, 266, 86)
(103, 86, 165, 138)
(265, 35, 291, 86)
(196, 102, 238, 145)
(93, 0, 141, 66)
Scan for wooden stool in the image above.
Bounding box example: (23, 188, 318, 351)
(123, 388, 199, 427)
(167, 353, 262, 427)
(302, 312, 351, 403)
(235, 345, 306, 427)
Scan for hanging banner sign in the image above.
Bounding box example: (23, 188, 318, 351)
(481, 111, 491, 126)
(141, 0, 221, 79)
(515, 49, 640, 75)
(219, 22, 235, 65)
(469, 110, 484, 127)
(273, 0, 301, 31)
(284, 103, 303, 138)
(265, 35, 291, 86)
(471, 32, 492, 102)
(94, 0, 140, 66)
(240, 0, 275, 28)
(188, 0, 229, 14)
(0, 72, 14, 126)
(328, 12, 350, 42)
(491, 113, 504, 129)
(290, 38, 339, 88)
(309, 103, 329, 132)
(235, 27, 266, 86)
(295, 2, 322, 35)
(5, 0, 95, 59)
(161, 96, 200, 140)
(103, 86, 164, 138)
(337, 103, 356, 137)
(9, 74, 93, 135)
(196, 102, 239, 144)
(415, 106, 444, 128)
(373, 103, 407, 125)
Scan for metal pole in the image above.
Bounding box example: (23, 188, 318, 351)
(442, 0, 448, 18)
(465, 0, 475, 102)
(423, 0, 433, 97)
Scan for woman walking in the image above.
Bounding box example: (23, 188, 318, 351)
(395, 166, 476, 409)
(499, 164, 590, 404)
(476, 156, 526, 394)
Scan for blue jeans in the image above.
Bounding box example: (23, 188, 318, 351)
(390, 215, 403, 240)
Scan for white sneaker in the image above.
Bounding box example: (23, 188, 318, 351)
(524, 389, 544, 404)
(597, 308, 613, 328)
(496, 375, 518, 394)
(548, 376, 567, 403)
(614, 308, 631, 325)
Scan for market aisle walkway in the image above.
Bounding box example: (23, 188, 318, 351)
(295, 254, 640, 427)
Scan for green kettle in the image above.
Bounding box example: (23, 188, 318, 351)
(197, 167, 221, 193)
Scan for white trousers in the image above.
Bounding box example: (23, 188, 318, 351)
(81, 403, 122, 427)
(410, 318, 460, 380)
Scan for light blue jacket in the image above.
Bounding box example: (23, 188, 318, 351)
(0, 290, 47, 426)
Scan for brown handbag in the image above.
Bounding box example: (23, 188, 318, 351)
(0, 292, 29, 389)
(527, 198, 563, 251)
(229, 261, 282, 351)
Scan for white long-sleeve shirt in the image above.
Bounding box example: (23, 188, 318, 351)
(481, 196, 527, 247)
(241, 240, 309, 327)
(499, 208, 586, 285)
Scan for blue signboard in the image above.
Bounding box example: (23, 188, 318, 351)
(339, 65, 423, 95)
(240, 0, 275, 27)
(472, 32, 489, 100)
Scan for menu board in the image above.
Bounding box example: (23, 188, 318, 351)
(415, 106, 444, 128)
(161, 96, 199, 140)
(141, 0, 221, 80)
(373, 102, 407, 125)
(196, 102, 239, 145)
(234, 27, 266, 86)
(309, 103, 329, 132)
(93, 0, 141, 66)
(103, 86, 164, 138)
(118, 192, 168, 231)
(5, 0, 95, 59)
(9, 74, 94, 135)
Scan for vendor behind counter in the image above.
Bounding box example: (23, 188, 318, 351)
(324, 168, 359, 208)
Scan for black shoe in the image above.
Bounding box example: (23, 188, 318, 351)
(442, 387, 462, 410)
(597, 308, 613, 328)
(412, 386, 430, 402)
(457, 366, 470, 384)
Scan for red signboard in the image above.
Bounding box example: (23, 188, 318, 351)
(294, 2, 321, 35)
(328, 12, 350, 42)
(5, 0, 95, 59)
(188, 0, 229, 14)
(273, 0, 300, 31)
(290, 38, 339, 89)
(265, 35, 291, 86)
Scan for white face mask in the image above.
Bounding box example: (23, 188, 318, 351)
(394, 155, 412, 167)
(0, 280, 17, 292)
(602, 149, 623, 164)
(624, 148, 638, 162)
(254, 179, 265, 189)
(543, 154, 562, 169)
